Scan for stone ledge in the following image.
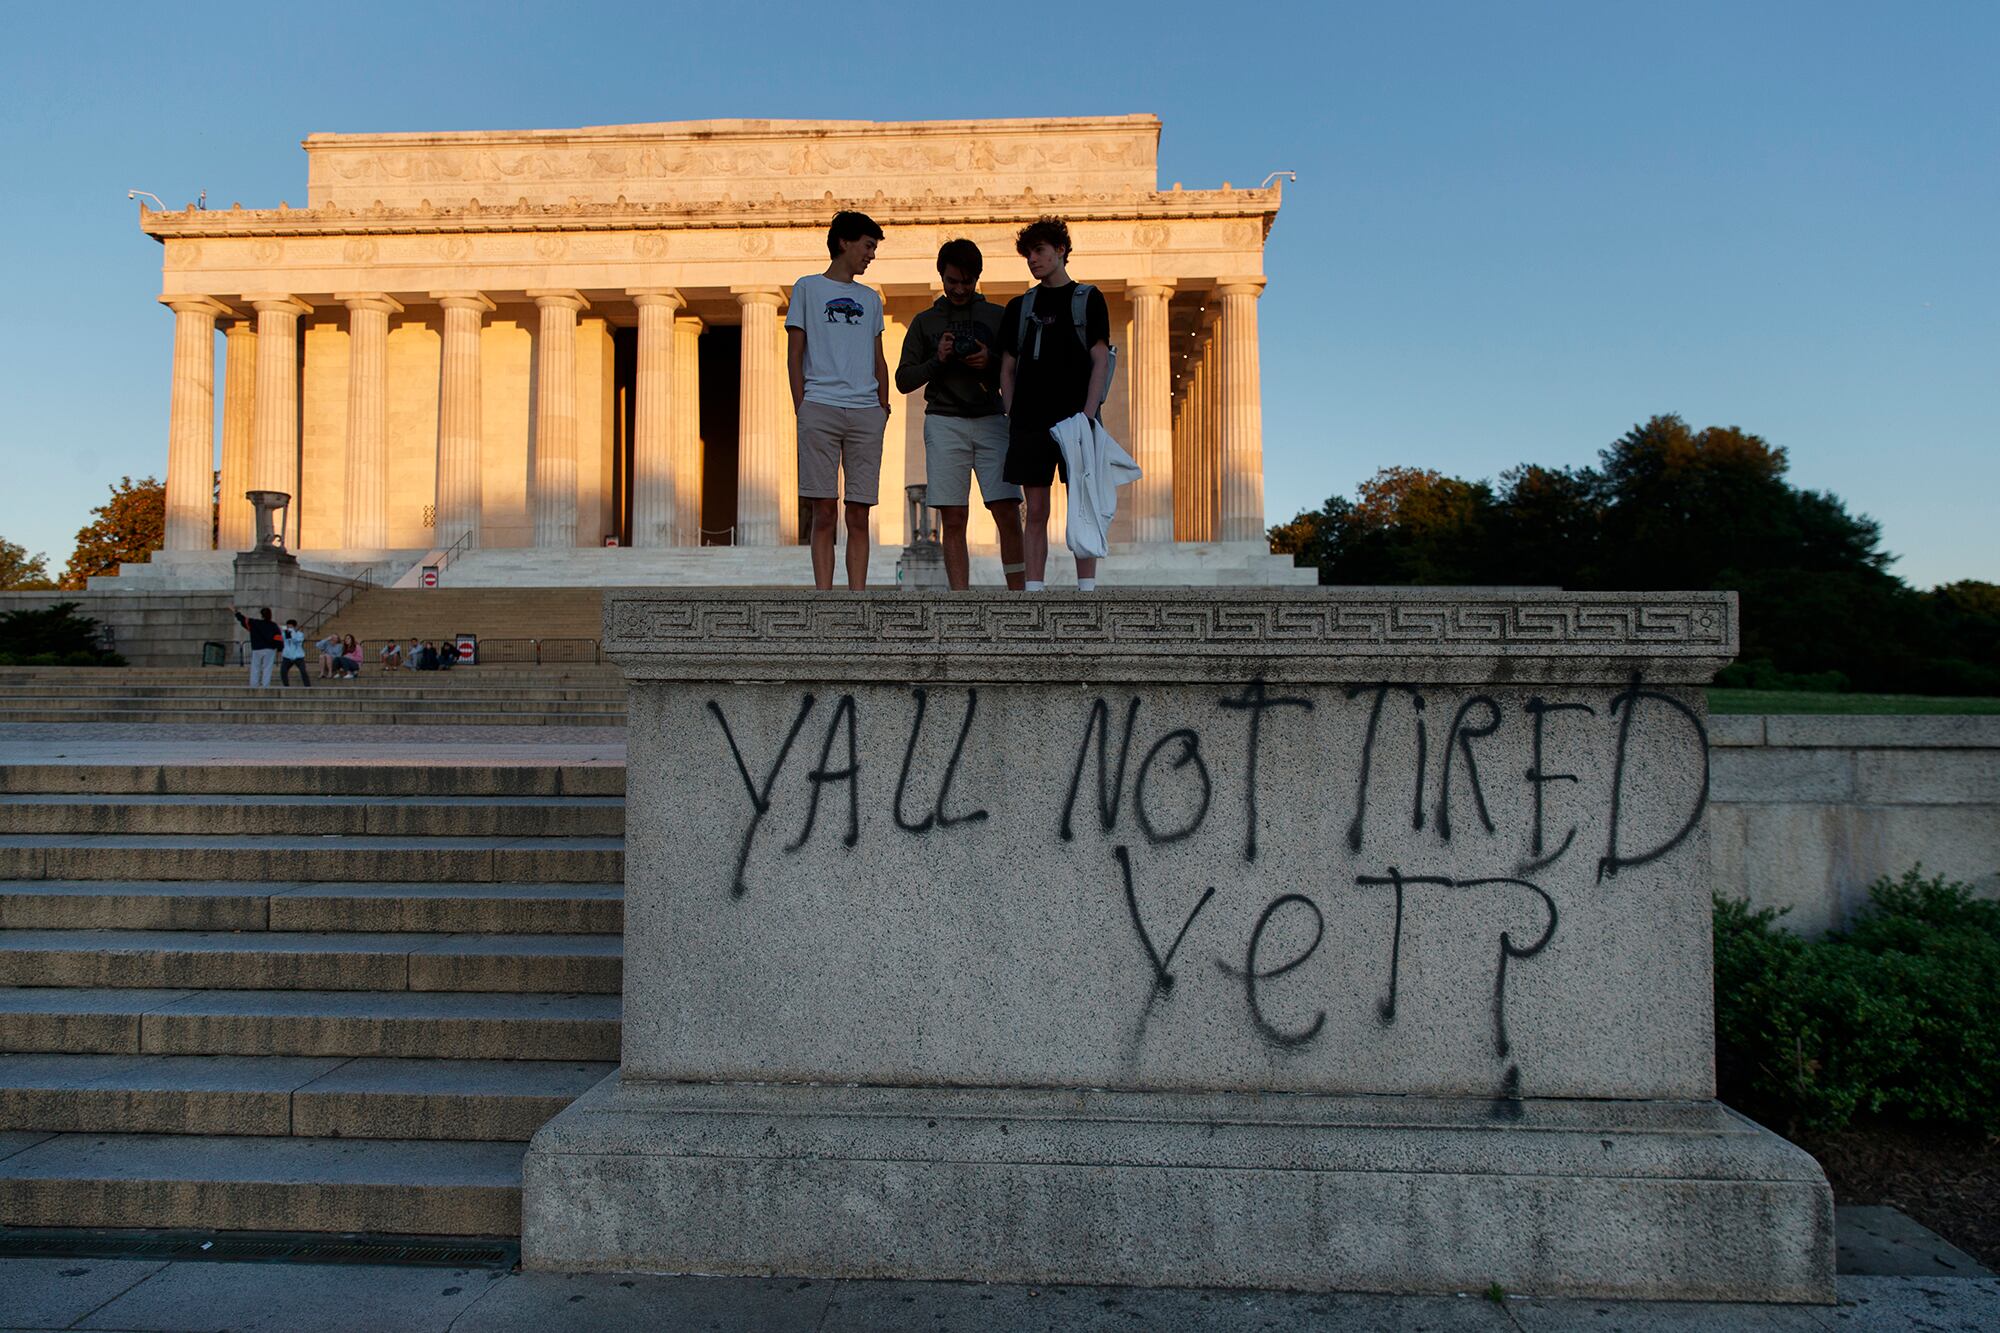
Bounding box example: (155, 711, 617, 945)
(524, 1075, 1833, 1301)
(603, 589, 1738, 684)
(1761, 715, 2000, 750)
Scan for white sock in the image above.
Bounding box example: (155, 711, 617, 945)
(1076, 577, 1096, 592)
(1024, 580, 1045, 592)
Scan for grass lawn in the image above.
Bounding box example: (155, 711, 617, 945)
(1708, 689, 2000, 715)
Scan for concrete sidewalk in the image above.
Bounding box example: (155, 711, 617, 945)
(6, 1259, 2000, 1331)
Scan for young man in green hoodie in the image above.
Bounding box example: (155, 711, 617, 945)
(895, 239, 1024, 590)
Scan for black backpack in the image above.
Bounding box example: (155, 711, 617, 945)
(1017, 283, 1118, 398)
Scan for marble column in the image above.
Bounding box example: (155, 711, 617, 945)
(161, 297, 228, 551)
(1176, 350, 1192, 544)
(338, 294, 402, 549)
(673, 316, 704, 545)
(871, 306, 908, 548)
(1171, 384, 1191, 539)
(628, 289, 682, 548)
(1204, 326, 1224, 542)
(1216, 278, 1265, 542)
(773, 313, 800, 546)
(247, 295, 312, 548)
(431, 292, 494, 548)
(733, 287, 784, 546)
(218, 319, 257, 551)
(529, 291, 589, 549)
(1124, 282, 1175, 544)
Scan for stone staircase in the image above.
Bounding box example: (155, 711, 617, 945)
(318, 586, 607, 647)
(0, 761, 623, 1236)
(0, 666, 628, 727)
(434, 541, 1316, 588)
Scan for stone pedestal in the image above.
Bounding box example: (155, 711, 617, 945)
(230, 546, 300, 622)
(524, 588, 1833, 1302)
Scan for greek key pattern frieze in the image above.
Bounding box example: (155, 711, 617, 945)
(605, 593, 1734, 658)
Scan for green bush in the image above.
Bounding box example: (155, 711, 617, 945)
(0, 603, 124, 666)
(1714, 867, 2000, 1135)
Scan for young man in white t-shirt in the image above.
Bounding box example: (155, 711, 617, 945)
(786, 211, 889, 590)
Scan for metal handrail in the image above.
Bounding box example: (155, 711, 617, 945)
(301, 569, 374, 637)
(437, 528, 474, 573)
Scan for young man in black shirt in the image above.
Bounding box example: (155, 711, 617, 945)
(998, 218, 1111, 592)
(896, 239, 1023, 590)
(230, 604, 281, 688)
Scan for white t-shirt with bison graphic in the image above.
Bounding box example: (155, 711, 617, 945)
(785, 274, 884, 410)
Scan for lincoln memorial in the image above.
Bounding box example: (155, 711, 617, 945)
(133, 115, 1305, 587)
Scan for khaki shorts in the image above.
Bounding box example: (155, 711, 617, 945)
(797, 399, 886, 505)
(924, 414, 1020, 508)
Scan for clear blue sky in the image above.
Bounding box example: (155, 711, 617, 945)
(2, 0, 1992, 587)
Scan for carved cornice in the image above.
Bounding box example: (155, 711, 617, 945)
(244, 294, 313, 316)
(160, 295, 235, 319)
(601, 589, 1739, 685)
(336, 293, 405, 314)
(137, 188, 1281, 242)
(302, 114, 1162, 150)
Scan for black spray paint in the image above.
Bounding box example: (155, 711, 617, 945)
(708, 693, 815, 897)
(1217, 679, 1314, 862)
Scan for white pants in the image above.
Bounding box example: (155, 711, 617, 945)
(248, 648, 275, 687)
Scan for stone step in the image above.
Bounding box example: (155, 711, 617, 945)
(0, 930, 622, 993)
(0, 667, 624, 685)
(0, 691, 626, 709)
(0, 881, 623, 933)
(0, 1131, 526, 1233)
(0, 833, 624, 883)
(0, 682, 627, 699)
(0, 709, 625, 728)
(0, 987, 621, 1059)
(0, 764, 625, 797)
(0, 793, 626, 837)
(0, 695, 627, 712)
(0, 1054, 613, 1140)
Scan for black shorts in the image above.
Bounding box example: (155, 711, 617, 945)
(1002, 424, 1067, 486)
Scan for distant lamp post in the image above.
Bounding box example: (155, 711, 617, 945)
(127, 190, 166, 210)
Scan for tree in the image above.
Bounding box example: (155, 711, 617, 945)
(1268, 415, 2000, 696)
(1269, 467, 1495, 586)
(1490, 464, 1602, 588)
(0, 537, 55, 590)
(61, 476, 165, 590)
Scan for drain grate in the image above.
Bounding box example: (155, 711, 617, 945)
(0, 1227, 518, 1269)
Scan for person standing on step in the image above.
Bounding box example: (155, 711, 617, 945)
(787, 210, 889, 591)
(998, 217, 1112, 592)
(231, 604, 281, 688)
(277, 619, 311, 688)
(896, 238, 1024, 591)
